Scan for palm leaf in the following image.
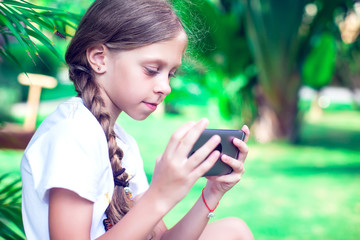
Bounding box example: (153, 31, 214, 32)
(0, 11, 31, 52)
(4, 0, 64, 11)
(0, 179, 21, 196)
(0, 0, 80, 69)
(1, 4, 64, 62)
(0, 4, 39, 63)
(0, 220, 24, 240)
(0, 174, 25, 239)
(0, 45, 29, 73)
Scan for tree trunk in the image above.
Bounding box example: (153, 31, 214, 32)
(244, 0, 305, 141)
(252, 72, 301, 143)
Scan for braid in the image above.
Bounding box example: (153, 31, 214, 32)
(69, 64, 133, 225)
(105, 129, 133, 225)
(65, 0, 185, 233)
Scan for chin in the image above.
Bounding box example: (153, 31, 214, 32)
(127, 112, 151, 121)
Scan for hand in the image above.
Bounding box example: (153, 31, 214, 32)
(205, 125, 250, 195)
(149, 118, 221, 210)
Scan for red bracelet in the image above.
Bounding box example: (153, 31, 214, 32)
(201, 187, 219, 218)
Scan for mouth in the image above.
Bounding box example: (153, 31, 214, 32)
(143, 101, 158, 111)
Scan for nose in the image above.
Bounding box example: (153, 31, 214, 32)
(154, 75, 171, 96)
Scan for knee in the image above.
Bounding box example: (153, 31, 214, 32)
(220, 217, 254, 240)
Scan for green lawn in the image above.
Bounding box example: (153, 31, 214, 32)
(1, 107, 359, 239)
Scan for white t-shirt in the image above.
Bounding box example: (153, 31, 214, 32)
(21, 97, 149, 240)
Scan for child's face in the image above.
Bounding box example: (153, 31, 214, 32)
(99, 31, 187, 121)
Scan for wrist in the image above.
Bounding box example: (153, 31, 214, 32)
(143, 186, 173, 217)
(201, 186, 223, 217)
(204, 183, 225, 200)
(201, 187, 220, 218)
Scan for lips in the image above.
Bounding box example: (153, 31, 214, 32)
(143, 102, 158, 111)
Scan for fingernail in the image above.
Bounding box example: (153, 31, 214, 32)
(211, 135, 221, 143)
(232, 138, 240, 145)
(221, 154, 229, 162)
(188, 121, 196, 127)
(200, 118, 209, 126)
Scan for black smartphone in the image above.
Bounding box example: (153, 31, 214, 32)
(188, 129, 246, 177)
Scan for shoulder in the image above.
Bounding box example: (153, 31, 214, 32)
(31, 97, 106, 146)
(22, 98, 112, 201)
(56, 97, 104, 136)
(25, 97, 108, 163)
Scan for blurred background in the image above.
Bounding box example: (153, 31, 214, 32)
(0, 0, 359, 239)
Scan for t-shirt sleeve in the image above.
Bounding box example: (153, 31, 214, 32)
(25, 118, 110, 203)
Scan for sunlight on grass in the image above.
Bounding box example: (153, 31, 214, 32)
(304, 111, 360, 131)
(0, 106, 359, 240)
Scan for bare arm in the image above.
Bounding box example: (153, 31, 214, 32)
(49, 188, 93, 240)
(49, 186, 170, 240)
(49, 119, 222, 240)
(159, 187, 223, 240)
(160, 125, 250, 240)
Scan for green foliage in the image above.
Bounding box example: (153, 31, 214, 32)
(0, 0, 81, 125)
(0, 174, 25, 240)
(171, 0, 257, 125)
(0, 0, 81, 70)
(28, 0, 92, 15)
(0, 87, 20, 126)
(204, 68, 253, 120)
(0, 42, 67, 81)
(302, 33, 337, 90)
(242, 0, 358, 140)
(245, 0, 305, 92)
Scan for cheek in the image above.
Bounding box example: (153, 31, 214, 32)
(111, 75, 140, 100)
(108, 61, 149, 97)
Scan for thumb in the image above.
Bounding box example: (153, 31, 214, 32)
(155, 154, 163, 164)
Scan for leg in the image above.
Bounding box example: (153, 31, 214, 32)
(199, 217, 254, 240)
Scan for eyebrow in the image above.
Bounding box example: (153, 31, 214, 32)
(142, 59, 182, 70)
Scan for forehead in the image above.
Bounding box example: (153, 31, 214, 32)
(112, 32, 188, 67)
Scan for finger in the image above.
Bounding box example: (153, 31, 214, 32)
(207, 168, 244, 185)
(176, 118, 209, 156)
(191, 150, 220, 178)
(241, 125, 250, 143)
(232, 137, 249, 163)
(155, 154, 163, 164)
(163, 121, 196, 157)
(208, 156, 245, 183)
(187, 134, 221, 169)
(221, 154, 245, 174)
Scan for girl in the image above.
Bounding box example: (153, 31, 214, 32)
(21, 0, 253, 239)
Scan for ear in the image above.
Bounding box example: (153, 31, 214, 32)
(86, 44, 108, 74)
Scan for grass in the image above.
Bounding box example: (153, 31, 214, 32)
(1, 105, 359, 239)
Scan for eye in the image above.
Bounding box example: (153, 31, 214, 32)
(169, 70, 177, 79)
(144, 67, 159, 76)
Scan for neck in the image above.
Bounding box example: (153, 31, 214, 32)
(97, 87, 121, 128)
